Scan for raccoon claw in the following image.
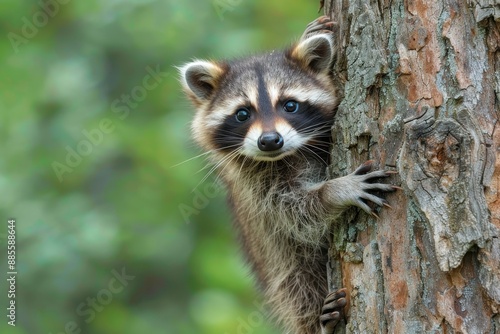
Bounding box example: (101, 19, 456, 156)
(353, 160, 374, 175)
(347, 162, 399, 215)
(323, 161, 398, 216)
(302, 16, 335, 41)
(320, 288, 347, 334)
(353, 160, 396, 179)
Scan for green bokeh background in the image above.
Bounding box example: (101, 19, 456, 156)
(0, 0, 319, 333)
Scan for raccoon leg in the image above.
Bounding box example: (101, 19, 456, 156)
(319, 288, 347, 334)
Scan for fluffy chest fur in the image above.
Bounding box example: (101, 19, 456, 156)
(222, 154, 332, 284)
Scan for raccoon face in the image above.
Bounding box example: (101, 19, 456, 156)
(180, 33, 339, 162)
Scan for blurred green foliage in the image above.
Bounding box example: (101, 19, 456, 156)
(0, 0, 319, 333)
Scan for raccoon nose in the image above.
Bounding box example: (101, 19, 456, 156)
(258, 132, 284, 151)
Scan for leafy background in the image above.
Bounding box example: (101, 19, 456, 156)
(0, 0, 320, 333)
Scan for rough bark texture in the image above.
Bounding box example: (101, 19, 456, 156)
(324, 0, 500, 333)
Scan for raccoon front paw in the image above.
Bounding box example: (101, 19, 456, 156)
(323, 160, 397, 217)
(301, 15, 335, 41)
(320, 288, 347, 334)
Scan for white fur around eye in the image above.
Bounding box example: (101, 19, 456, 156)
(281, 86, 334, 109)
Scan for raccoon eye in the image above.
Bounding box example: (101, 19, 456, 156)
(235, 108, 251, 122)
(283, 100, 299, 113)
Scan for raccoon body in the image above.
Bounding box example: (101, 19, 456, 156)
(180, 16, 394, 334)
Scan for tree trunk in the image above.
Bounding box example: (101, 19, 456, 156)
(323, 0, 500, 332)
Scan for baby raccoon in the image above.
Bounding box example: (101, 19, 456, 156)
(180, 16, 395, 334)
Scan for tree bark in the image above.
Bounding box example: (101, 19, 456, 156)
(324, 0, 500, 333)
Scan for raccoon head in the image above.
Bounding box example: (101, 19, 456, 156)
(180, 33, 339, 163)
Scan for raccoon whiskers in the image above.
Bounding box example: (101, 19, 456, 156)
(170, 151, 213, 168)
(282, 156, 301, 172)
(303, 143, 331, 156)
(235, 155, 247, 183)
(300, 122, 331, 134)
(196, 147, 242, 190)
(301, 146, 329, 167)
(172, 143, 242, 169)
(213, 148, 244, 185)
(297, 119, 332, 133)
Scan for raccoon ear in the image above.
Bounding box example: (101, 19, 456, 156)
(179, 60, 225, 103)
(290, 34, 334, 73)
